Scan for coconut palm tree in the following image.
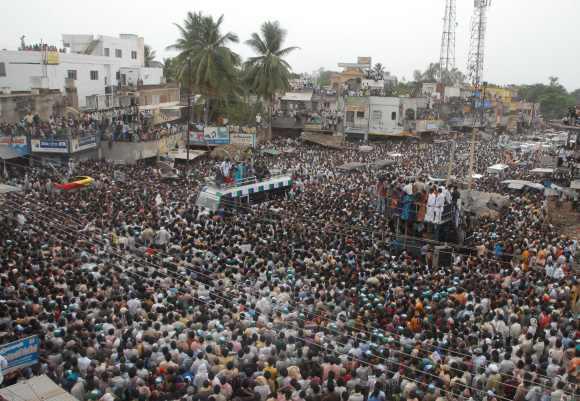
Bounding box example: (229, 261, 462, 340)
(244, 21, 298, 140)
(373, 63, 385, 79)
(167, 11, 240, 123)
(144, 45, 157, 67)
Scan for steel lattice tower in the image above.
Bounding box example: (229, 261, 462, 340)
(467, 0, 491, 87)
(439, 0, 457, 82)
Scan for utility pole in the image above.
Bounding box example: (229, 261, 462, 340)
(467, 128, 477, 190)
(186, 58, 192, 163)
(446, 131, 457, 184)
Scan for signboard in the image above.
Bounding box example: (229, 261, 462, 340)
(0, 136, 29, 156)
(357, 56, 371, 66)
(204, 127, 229, 145)
(31, 139, 68, 153)
(230, 133, 256, 148)
(189, 127, 230, 146)
(0, 336, 40, 374)
(0, 136, 26, 145)
(70, 135, 97, 153)
(47, 51, 60, 65)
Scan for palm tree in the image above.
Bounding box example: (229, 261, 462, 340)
(144, 45, 156, 67)
(244, 21, 298, 140)
(167, 11, 240, 123)
(373, 63, 385, 79)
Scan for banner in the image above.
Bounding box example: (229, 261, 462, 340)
(47, 51, 60, 65)
(189, 127, 230, 146)
(230, 133, 256, 147)
(70, 135, 97, 153)
(203, 127, 229, 145)
(0, 136, 29, 156)
(0, 136, 26, 145)
(0, 336, 40, 374)
(31, 139, 68, 153)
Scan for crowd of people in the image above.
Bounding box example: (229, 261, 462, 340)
(19, 43, 65, 53)
(0, 108, 183, 144)
(0, 133, 578, 401)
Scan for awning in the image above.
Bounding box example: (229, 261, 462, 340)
(530, 168, 554, 174)
(337, 162, 366, 171)
(0, 375, 78, 401)
(281, 92, 313, 102)
(0, 184, 23, 194)
(0, 147, 26, 159)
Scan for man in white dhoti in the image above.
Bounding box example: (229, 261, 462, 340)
(425, 187, 437, 223)
(433, 188, 446, 224)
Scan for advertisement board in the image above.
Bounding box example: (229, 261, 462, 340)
(0, 336, 40, 374)
(31, 139, 69, 153)
(230, 133, 256, 147)
(203, 127, 230, 145)
(189, 127, 230, 146)
(0, 136, 29, 156)
(47, 51, 60, 65)
(71, 135, 97, 153)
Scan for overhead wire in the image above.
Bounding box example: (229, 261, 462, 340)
(3, 196, 571, 393)
(0, 204, 544, 401)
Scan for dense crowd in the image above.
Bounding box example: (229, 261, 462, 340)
(0, 134, 578, 401)
(0, 108, 183, 143)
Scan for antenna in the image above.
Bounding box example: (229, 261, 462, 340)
(439, 0, 457, 83)
(467, 0, 491, 87)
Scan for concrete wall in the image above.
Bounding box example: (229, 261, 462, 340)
(100, 133, 183, 164)
(0, 91, 65, 123)
(63, 34, 143, 68)
(139, 86, 180, 106)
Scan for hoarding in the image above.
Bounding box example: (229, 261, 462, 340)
(31, 139, 68, 153)
(189, 127, 230, 146)
(230, 133, 256, 147)
(70, 135, 97, 153)
(0, 336, 40, 374)
(0, 136, 29, 156)
(203, 127, 230, 145)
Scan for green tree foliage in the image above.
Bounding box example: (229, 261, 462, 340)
(167, 11, 241, 123)
(315, 68, 334, 87)
(516, 77, 576, 119)
(144, 45, 157, 67)
(244, 20, 298, 138)
(162, 57, 177, 82)
(413, 62, 465, 86)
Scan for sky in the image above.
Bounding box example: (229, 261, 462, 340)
(2, 0, 579, 90)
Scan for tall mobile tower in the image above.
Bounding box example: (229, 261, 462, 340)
(467, 0, 492, 87)
(439, 0, 457, 83)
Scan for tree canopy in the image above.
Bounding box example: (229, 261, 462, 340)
(516, 77, 576, 119)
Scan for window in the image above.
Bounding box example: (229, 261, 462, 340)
(346, 111, 354, 123)
(372, 110, 382, 124)
(104, 48, 110, 57)
(90, 70, 99, 80)
(391, 111, 397, 120)
(116, 71, 120, 80)
(115, 49, 122, 58)
(0, 62, 6, 77)
(67, 70, 77, 80)
(131, 51, 137, 60)
(356, 111, 365, 119)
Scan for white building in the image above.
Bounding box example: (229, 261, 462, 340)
(0, 34, 163, 109)
(368, 97, 400, 135)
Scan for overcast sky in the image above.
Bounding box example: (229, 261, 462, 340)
(2, 0, 579, 90)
